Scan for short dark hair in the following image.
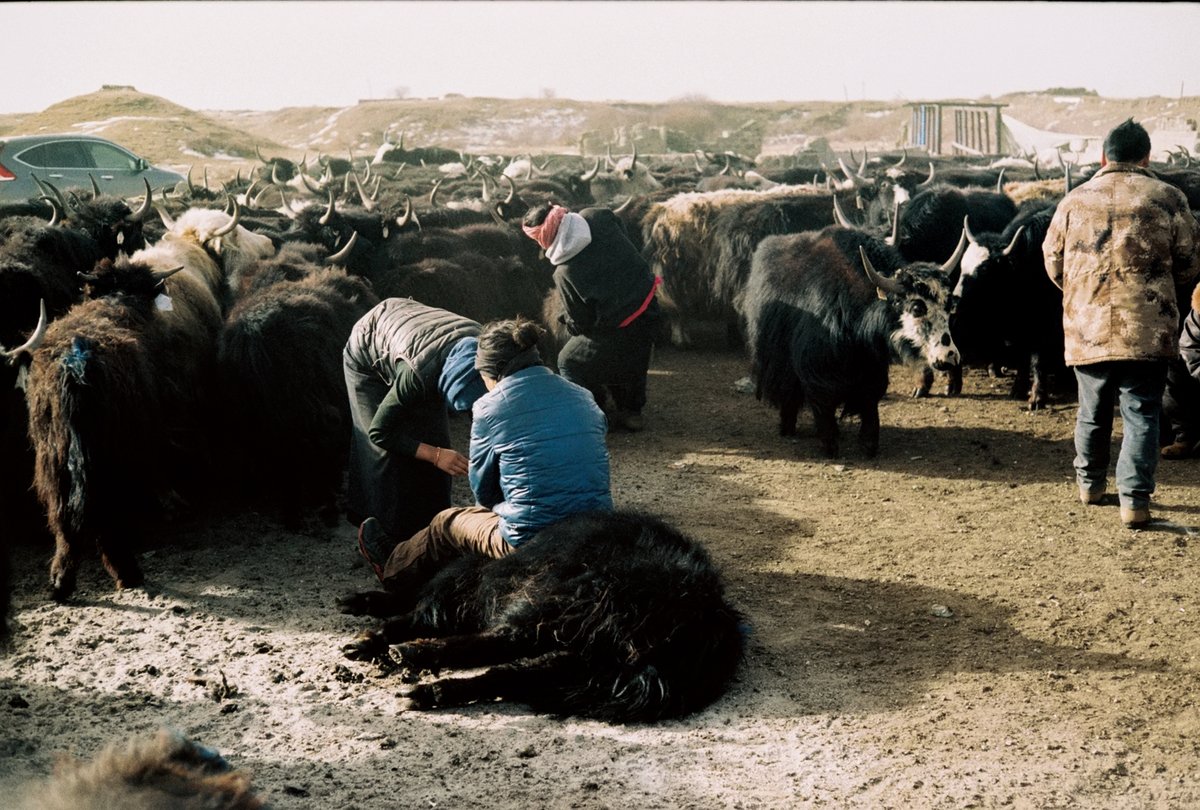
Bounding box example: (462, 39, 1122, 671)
(1103, 118, 1151, 163)
(522, 203, 555, 228)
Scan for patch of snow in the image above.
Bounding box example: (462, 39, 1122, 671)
(865, 110, 893, 119)
(72, 115, 180, 134)
(1052, 96, 1081, 105)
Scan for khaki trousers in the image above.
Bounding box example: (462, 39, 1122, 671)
(381, 506, 513, 592)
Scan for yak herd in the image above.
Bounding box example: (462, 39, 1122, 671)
(3, 133, 1200, 759)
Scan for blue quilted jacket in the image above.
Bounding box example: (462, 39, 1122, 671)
(469, 365, 612, 546)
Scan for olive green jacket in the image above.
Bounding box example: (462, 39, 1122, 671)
(1043, 162, 1200, 366)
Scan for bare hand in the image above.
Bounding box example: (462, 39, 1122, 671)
(433, 448, 469, 476)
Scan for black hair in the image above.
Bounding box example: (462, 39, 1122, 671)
(475, 317, 546, 381)
(521, 202, 555, 228)
(1103, 118, 1151, 163)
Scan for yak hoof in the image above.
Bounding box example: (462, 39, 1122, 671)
(342, 630, 387, 662)
(336, 590, 394, 617)
(910, 387, 931, 399)
(398, 681, 442, 709)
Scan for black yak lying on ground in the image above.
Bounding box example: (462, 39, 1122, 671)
(339, 509, 747, 723)
(14, 728, 265, 809)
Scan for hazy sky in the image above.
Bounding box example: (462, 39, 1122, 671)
(5, 1, 1199, 114)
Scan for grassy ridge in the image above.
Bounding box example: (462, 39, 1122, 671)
(1, 86, 1198, 185)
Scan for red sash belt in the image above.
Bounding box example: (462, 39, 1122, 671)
(619, 276, 663, 328)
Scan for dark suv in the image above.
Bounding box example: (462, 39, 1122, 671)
(0, 134, 184, 201)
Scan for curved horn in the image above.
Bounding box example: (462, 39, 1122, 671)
(917, 162, 936, 188)
(210, 200, 241, 237)
(995, 167, 1006, 194)
(605, 144, 615, 170)
(126, 179, 153, 222)
(894, 149, 907, 168)
(271, 162, 285, 186)
(885, 199, 902, 246)
(481, 176, 491, 203)
(963, 215, 978, 245)
(837, 157, 863, 189)
(580, 158, 601, 182)
(630, 143, 638, 171)
(613, 195, 634, 215)
(857, 150, 868, 176)
(319, 189, 336, 226)
(3, 300, 48, 359)
(694, 151, 705, 173)
(352, 172, 376, 212)
(155, 204, 176, 232)
(859, 247, 903, 295)
(832, 193, 855, 228)
(429, 178, 442, 208)
(720, 155, 731, 176)
(186, 165, 196, 194)
(301, 171, 325, 195)
(203, 165, 211, 192)
(941, 219, 970, 274)
(488, 202, 506, 226)
(37, 175, 71, 212)
(255, 145, 267, 164)
(1001, 225, 1025, 257)
(324, 231, 359, 266)
(39, 196, 61, 227)
(88, 173, 101, 199)
(152, 265, 186, 285)
(395, 195, 414, 229)
(501, 174, 516, 204)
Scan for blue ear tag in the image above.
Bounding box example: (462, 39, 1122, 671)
(155, 293, 174, 311)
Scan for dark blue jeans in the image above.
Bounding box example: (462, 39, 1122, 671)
(1073, 360, 1168, 511)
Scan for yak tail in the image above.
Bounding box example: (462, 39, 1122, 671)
(59, 338, 92, 533)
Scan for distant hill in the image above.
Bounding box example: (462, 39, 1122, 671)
(2, 85, 1198, 185)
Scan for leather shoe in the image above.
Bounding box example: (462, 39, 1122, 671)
(1161, 439, 1200, 460)
(1120, 507, 1151, 529)
(1079, 487, 1104, 505)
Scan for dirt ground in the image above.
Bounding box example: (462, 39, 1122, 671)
(4, 335, 1200, 809)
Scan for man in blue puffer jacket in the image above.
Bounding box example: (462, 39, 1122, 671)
(375, 318, 612, 596)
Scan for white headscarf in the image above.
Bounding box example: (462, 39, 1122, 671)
(544, 212, 592, 265)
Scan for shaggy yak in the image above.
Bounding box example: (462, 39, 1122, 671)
(339, 509, 747, 723)
(13, 728, 265, 809)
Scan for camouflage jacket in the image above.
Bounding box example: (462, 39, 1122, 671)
(1043, 162, 1200, 366)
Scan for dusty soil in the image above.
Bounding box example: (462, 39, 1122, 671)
(4, 336, 1200, 808)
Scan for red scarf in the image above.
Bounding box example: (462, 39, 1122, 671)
(522, 205, 568, 250)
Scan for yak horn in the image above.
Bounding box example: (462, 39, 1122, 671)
(319, 189, 336, 226)
(860, 247, 903, 295)
(918, 162, 935, 187)
(581, 157, 601, 182)
(325, 231, 359, 266)
(186, 165, 196, 194)
(630, 143, 638, 171)
(211, 200, 241, 237)
(152, 265, 186, 285)
(395, 195, 414, 228)
(501, 174, 516, 204)
(155, 204, 176, 232)
(1001, 226, 1025, 257)
(3, 299, 48, 359)
(885, 199, 902, 246)
(837, 157, 863, 189)
(963, 215, 978, 245)
(832, 194, 855, 228)
(203, 166, 211, 191)
(352, 172, 376, 212)
(88, 173, 101, 199)
(37, 196, 61, 227)
(36, 175, 71, 212)
(894, 150, 907, 168)
(429, 179, 442, 208)
(255, 144, 267, 164)
(271, 162, 285, 186)
(488, 202, 506, 226)
(127, 179, 153, 222)
(613, 195, 634, 215)
(940, 220, 970, 274)
(302, 171, 325, 195)
(995, 167, 1006, 194)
